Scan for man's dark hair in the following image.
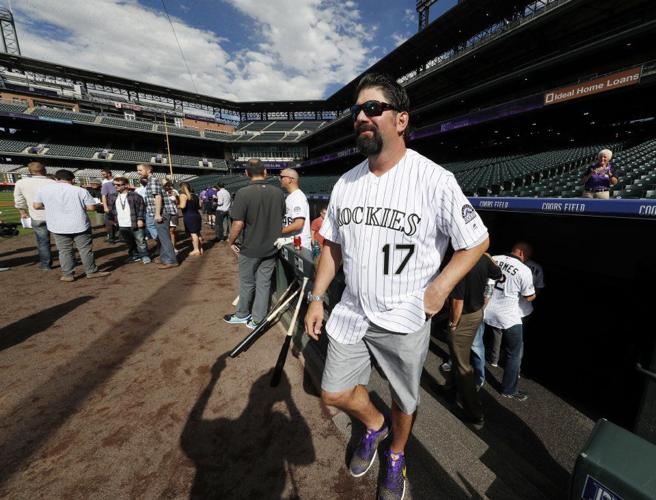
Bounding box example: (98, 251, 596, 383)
(246, 158, 265, 176)
(355, 73, 410, 113)
(217, 183, 224, 189)
(55, 169, 75, 182)
(101, 168, 112, 175)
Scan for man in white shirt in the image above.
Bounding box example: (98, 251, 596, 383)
(214, 182, 232, 242)
(33, 169, 110, 282)
(304, 73, 489, 499)
(279, 168, 311, 249)
(13, 161, 55, 270)
(484, 246, 536, 400)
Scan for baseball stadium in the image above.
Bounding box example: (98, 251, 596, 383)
(1, 0, 655, 498)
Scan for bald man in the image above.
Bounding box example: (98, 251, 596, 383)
(14, 161, 56, 270)
(279, 168, 311, 249)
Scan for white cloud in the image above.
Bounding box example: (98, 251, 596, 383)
(403, 8, 417, 26)
(11, 0, 374, 101)
(392, 32, 409, 47)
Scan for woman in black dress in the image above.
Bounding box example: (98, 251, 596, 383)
(179, 182, 204, 256)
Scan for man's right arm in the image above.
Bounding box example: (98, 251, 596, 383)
(304, 239, 342, 340)
(227, 220, 244, 254)
(14, 183, 29, 218)
(154, 195, 163, 221)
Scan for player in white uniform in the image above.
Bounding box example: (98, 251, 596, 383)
(304, 74, 489, 500)
(484, 247, 536, 400)
(279, 168, 311, 249)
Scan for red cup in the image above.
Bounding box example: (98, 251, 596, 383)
(293, 235, 301, 250)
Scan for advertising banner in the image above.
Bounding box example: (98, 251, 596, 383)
(544, 67, 642, 106)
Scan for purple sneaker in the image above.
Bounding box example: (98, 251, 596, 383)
(349, 421, 389, 477)
(378, 450, 407, 500)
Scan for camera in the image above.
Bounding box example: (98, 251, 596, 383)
(0, 222, 19, 237)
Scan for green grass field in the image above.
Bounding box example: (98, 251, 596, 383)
(0, 191, 104, 237)
(0, 191, 32, 235)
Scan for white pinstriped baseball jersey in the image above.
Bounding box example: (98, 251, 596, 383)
(284, 189, 312, 249)
(319, 149, 489, 344)
(484, 254, 535, 329)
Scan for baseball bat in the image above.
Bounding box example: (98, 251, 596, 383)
(229, 287, 300, 358)
(229, 280, 294, 321)
(270, 277, 308, 387)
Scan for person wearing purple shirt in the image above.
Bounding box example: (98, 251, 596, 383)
(581, 149, 618, 199)
(201, 187, 217, 227)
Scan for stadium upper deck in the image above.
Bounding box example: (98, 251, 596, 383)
(0, 0, 655, 189)
(302, 0, 656, 163)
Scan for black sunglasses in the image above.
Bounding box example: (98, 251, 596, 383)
(350, 100, 398, 121)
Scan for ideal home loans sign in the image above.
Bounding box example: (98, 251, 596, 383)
(544, 67, 641, 106)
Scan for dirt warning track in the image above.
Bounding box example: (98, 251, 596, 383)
(0, 226, 375, 499)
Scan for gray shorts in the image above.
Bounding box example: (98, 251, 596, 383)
(321, 320, 432, 414)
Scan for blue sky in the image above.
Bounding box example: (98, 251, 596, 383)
(7, 0, 457, 101)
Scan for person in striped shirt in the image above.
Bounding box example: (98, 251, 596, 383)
(305, 73, 489, 500)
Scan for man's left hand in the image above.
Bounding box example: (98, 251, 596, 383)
(230, 244, 240, 254)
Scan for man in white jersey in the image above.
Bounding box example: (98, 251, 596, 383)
(489, 242, 544, 369)
(484, 246, 536, 401)
(304, 73, 489, 500)
(279, 168, 311, 249)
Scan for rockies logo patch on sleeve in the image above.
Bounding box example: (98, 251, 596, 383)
(461, 204, 476, 223)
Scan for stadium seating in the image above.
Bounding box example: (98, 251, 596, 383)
(45, 144, 100, 158)
(100, 116, 155, 131)
(170, 154, 202, 167)
(0, 101, 28, 113)
(111, 149, 155, 162)
(446, 144, 618, 196)
(237, 121, 273, 131)
(250, 133, 285, 142)
(156, 124, 200, 137)
(32, 107, 97, 122)
(0, 139, 35, 153)
(267, 121, 302, 131)
(204, 131, 243, 141)
(236, 120, 325, 133)
(299, 175, 341, 195)
(74, 168, 115, 179)
(299, 121, 326, 131)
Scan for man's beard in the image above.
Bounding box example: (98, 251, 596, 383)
(356, 126, 383, 156)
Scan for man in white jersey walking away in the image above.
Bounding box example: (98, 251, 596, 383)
(304, 73, 489, 500)
(279, 168, 311, 249)
(484, 246, 536, 401)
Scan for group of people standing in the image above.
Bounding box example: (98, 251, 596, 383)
(12, 162, 222, 279)
(445, 242, 544, 429)
(10, 71, 572, 500)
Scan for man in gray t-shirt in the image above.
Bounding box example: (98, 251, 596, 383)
(224, 159, 285, 329)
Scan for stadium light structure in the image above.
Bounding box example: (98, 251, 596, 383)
(0, 7, 21, 55)
(416, 0, 439, 31)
